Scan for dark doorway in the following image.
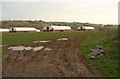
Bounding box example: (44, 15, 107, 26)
(46, 27, 49, 32)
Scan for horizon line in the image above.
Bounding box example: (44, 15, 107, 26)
(1, 19, 118, 25)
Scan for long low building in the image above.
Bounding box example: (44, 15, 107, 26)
(43, 26, 72, 32)
(77, 26, 95, 31)
(9, 27, 40, 32)
(0, 29, 9, 32)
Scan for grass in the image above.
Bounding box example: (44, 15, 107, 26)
(0, 33, 2, 55)
(2, 31, 90, 45)
(80, 29, 118, 77)
(2, 30, 119, 77)
(2, 32, 79, 45)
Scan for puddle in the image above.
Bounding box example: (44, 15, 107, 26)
(57, 38, 68, 41)
(8, 46, 52, 52)
(25, 47, 33, 50)
(33, 46, 44, 51)
(8, 46, 32, 51)
(58, 48, 61, 50)
(34, 41, 51, 43)
(44, 48, 51, 51)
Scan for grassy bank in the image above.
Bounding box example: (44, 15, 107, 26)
(2, 30, 118, 77)
(0, 33, 2, 55)
(80, 29, 118, 77)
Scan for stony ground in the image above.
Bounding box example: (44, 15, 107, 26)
(2, 37, 102, 77)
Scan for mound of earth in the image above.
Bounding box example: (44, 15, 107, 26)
(2, 37, 102, 77)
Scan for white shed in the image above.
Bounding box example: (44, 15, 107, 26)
(77, 26, 95, 31)
(0, 29, 9, 32)
(43, 26, 72, 32)
(9, 27, 39, 32)
(36, 29, 41, 32)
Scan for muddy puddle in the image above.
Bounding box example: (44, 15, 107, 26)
(33, 46, 44, 51)
(33, 38, 68, 43)
(57, 38, 68, 41)
(8, 46, 33, 51)
(34, 40, 51, 43)
(44, 48, 51, 51)
(8, 46, 51, 51)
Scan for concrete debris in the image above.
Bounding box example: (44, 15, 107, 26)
(89, 45, 104, 59)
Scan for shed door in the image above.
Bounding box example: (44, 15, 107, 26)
(11, 28, 14, 32)
(46, 27, 49, 31)
(81, 27, 83, 30)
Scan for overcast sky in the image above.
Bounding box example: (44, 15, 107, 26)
(1, 0, 119, 24)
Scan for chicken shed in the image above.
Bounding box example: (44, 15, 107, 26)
(43, 26, 72, 32)
(0, 29, 9, 32)
(77, 26, 95, 31)
(9, 27, 40, 32)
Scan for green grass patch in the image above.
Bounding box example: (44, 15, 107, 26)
(80, 29, 118, 77)
(2, 31, 94, 45)
(2, 32, 75, 45)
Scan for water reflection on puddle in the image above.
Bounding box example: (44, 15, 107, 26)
(34, 41, 51, 43)
(57, 38, 68, 41)
(8, 46, 52, 51)
(44, 48, 51, 51)
(33, 46, 44, 51)
(8, 46, 33, 51)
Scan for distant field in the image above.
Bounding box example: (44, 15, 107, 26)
(2, 30, 118, 77)
(2, 31, 110, 45)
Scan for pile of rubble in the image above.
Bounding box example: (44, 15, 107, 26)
(88, 45, 104, 59)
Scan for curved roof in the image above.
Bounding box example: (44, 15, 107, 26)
(78, 26, 95, 30)
(49, 26, 71, 30)
(0, 29, 9, 32)
(83, 26, 95, 29)
(10, 27, 37, 31)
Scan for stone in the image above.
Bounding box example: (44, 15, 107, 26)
(88, 45, 104, 59)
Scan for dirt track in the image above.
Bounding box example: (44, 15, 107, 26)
(2, 37, 102, 77)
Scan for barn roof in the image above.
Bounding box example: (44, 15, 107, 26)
(78, 26, 95, 29)
(49, 26, 71, 30)
(83, 26, 94, 29)
(10, 27, 37, 30)
(0, 29, 9, 32)
(10, 27, 36, 29)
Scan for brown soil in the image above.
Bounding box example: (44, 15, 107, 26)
(2, 37, 102, 77)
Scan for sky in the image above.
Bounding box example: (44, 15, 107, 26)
(1, 0, 119, 24)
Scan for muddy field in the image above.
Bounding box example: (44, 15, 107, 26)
(2, 37, 102, 77)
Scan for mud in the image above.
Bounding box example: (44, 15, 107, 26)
(2, 37, 102, 77)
